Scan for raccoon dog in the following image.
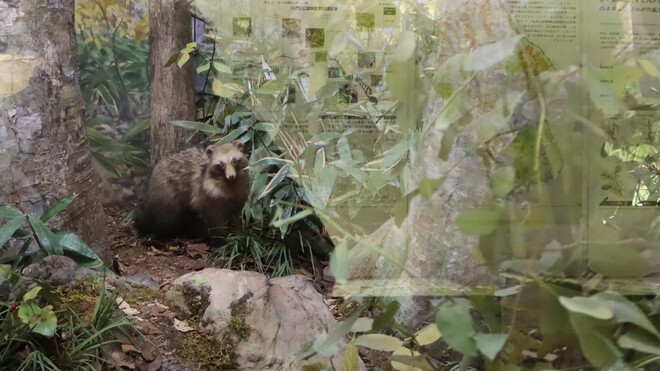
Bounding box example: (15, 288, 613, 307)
(134, 141, 249, 240)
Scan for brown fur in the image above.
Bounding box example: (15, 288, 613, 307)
(134, 141, 249, 240)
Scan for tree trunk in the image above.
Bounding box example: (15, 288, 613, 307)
(0, 0, 110, 264)
(148, 0, 197, 164)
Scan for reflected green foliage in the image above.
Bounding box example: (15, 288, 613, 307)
(76, 0, 151, 177)
(172, 1, 660, 369)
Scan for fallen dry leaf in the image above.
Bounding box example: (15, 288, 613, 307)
(173, 318, 195, 333)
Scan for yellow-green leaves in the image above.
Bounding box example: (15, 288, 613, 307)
(559, 296, 614, 320)
(329, 242, 349, 285)
(455, 208, 501, 236)
(18, 286, 58, 337)
(436, 300, 477, 356)
(0, 265, 11, 285)
(464, 35, 522, 72)
(212, 80, 244, 98)
(341, 344, 360, 371)
(329, 31, 348, 57)
(353, 334, 403, 352)
(638, 59, 660, 77)
(392, 31, 416, 62)
(589, 244, 651, 277)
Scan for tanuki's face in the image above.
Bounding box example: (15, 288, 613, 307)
(205, 142, 247, 182)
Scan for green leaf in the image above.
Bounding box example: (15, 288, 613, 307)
(373, 301, 400, 331)
(455, 209, 500, 236)
(392, 31, 416, 62)
(419, 177, 445, 199)
(164, 51, 180, 67)
(594, 291, 660, 337)
(638, 59, 660, 77)
(391, 192, 416, 227)
(353, 334, 403, 352)
(28, 216, 63, 255)
(559, 296, 614, 320)
(589, 244, 651, 277)
(474, 333, 508, 360)
(40, 197, 74, 223)
(212, 80, 244, 98)
(341, 344, 360, 371)
(436, 300, 478, 356)
(300, 363, 330, 371)
(0, 216, 24, 248)
(464, 35, 522, 71)
(169, 120, 223, 134)
(569, 313, 621, 368)
(309, 132, 341, 146)
(271, 209, 313, 229)
(0, 264, 11, 285)
(18, 301, 39, 323)
(390, 352, 435, 370)
(197, 63, 210, 73)
(313, 312, 359, 356)
(329, 242, 349, 284)
(491, 166, 515, 198)
(23, 286, 42, 301)
(371, 138, 409, 169)
(253, 122, 281, 147)
(177, 52, 190, 68)
(91, 151, 121, 178)
(259, 164, 291, 200)
(414, 323, 442, 346)
(215, 125, 250, 145)
(350, 317, 373, 333)
(328, 31, 348, 57)
(122, 119, 151, 141)
(494, 285, 520, 297)
(0, 206, 23, 218)
(56, 232, 100, 260)
(32, 305, 57, 337)
(212, 61, 232, 74)
(255, 79, 287, 95)
(618, 328, 660, 356)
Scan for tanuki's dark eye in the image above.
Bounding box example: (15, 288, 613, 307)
(216, 163, 225, 171)
(231, 158, 239, 167)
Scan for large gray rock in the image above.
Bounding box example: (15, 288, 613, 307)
(165, 268, 364, 370)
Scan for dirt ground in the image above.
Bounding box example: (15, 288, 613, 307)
(103, 205, 363, 370)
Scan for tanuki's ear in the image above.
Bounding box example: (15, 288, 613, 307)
(233, 140, 245, 152)
(205, 146, 214, 159)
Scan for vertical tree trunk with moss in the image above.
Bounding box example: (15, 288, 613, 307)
(148, 0, 197, 164)
(0, 0, 110, 263)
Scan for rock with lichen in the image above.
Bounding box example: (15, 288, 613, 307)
(164, 268, 365, 370)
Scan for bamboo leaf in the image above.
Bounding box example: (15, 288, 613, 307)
(353, 334, 403, 352)
(28, 216, 63, 255)
(41, 197, 75, 223)
(464, 35, 522, 71)
(0, 206, 23, 218)
(169, 120, 223, 134)
(0, 216, 24, 248)
(259, 164, 291, 200)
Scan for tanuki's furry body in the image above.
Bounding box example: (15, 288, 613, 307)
(134, 141, 249, 240)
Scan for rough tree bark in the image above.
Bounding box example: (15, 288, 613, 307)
(148, 0, 197, 164)
(0, 0, 110, 263)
